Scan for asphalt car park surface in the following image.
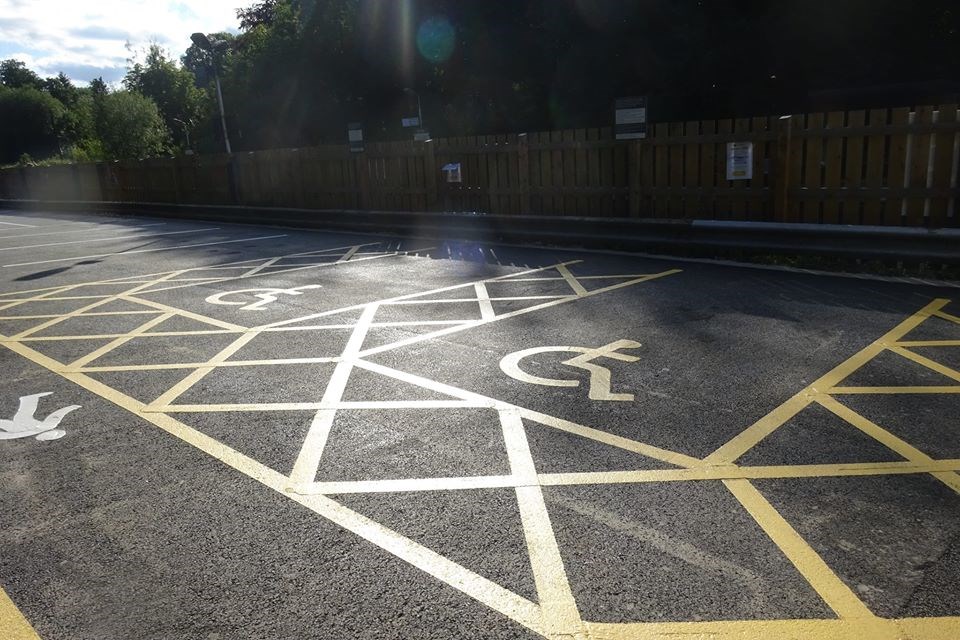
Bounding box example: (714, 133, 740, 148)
(0, 208, 958, 640)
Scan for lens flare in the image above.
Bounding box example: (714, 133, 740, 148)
(416, 17, 456, 64)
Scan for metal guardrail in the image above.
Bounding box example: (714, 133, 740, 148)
(2, 199, 959, 264)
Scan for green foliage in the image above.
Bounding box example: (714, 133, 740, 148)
(124, 45, 208, 151)
(0, 85, 67, 163)
(94, 91, 171, 160)
(0, 59, 43, 90)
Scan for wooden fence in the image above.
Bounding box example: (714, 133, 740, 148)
(2, 104, 958, 227)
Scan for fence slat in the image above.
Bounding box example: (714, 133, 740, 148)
(929, 104, 958, 227)
(822, 111, 846, 223)
(906, 105, 934, 226)
(885, 107, 911, 226)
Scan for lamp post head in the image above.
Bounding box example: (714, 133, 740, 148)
(191, 32, 213, 51)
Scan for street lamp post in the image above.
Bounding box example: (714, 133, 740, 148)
(172, 117, 192, 151)
(191, 32, 232, 154)
(403, 87, 424, 133)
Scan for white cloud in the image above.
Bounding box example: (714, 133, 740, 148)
(0, 0, 242, 83)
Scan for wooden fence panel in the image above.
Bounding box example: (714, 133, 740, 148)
(842, 110, 866, 224)
(906, 105, 934, 226)
(2, 105, 958, 228)
(821, 111, 845, 223)
(930, 105, 958, 227)
(862, 108, 888, 224)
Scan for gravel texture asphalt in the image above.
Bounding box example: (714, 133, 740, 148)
(0, 209, 958, 640)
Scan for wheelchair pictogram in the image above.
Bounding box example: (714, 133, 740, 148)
(499, 339, 642, 401)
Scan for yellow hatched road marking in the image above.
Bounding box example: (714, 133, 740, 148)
(2, 245, 959, 640)
(817, 396, 960, 493)
(0, 586, 41, 640)
(724, 479, 876, 619)
(830, 386, 960, 394)
(0, 337, 547, 638)
(934, 310, 960, 325)
(705, 298, 952, 464)
(887, 346, 960, 382)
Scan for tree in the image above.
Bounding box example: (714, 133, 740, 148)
(124, 45, 208, 151)
(0, 86, 66, 163)
(94, 91, 170, 159)
(43, 72, 80, 108)
(0, 59, 43, 90)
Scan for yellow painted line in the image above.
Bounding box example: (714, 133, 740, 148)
(934, 310, 960, 325)
(516, 406, 702, 469)
(9, 271, 189, 339)
(137, 251, 401, 295)
(500, 410, 584, 637)
(2, 234, 288, 268)
(538, 459, 960, 487)
(71, 356, 341, 373)
(895, 340, 960, 347)
(355, 358, 700, 469)
(0, 338, 546, 638)
(256, 260, 585, 331)
(829, 386, 960, 394)
(0, 586, 41, 640)
(497, 274, 657, 282)
(69, 312, 174, 368)
(474, 282, 496, 320)
(0, 295, 111, 302)
(358, 270, 681, 359)
(120, 296, 246, 332)
(337, 245, 362, 262)
(288, 304, 379, 485)
(152, 402, 328, 413)
(297, 475, 520, 495)
(0, 284, 83, 314)
(705, 298, 952, 464)
(889, 346, 960, 383)
(334, 400, 489, 409)
(147, 331, 262, 408)
(241, 256, 282, 277)
(0, 226, 218, 251)
(582, 617, 908, 640)
(0, 310, 160, 320)
(896, 616, 960, 640)
(724, 478, 875, 619)
(555, 263, 588, 296)
(383, 296, 566, 305)
(817, 396, 960, 493)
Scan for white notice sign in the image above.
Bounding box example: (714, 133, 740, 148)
(726, 142, 753, 180)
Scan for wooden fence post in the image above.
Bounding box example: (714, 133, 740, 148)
(773, 115, 793, 221)
(423, 141, 438, 210)
(628, 139, 641, 217)
(517, 133, 530, 214)
(356, 151, 371, 209)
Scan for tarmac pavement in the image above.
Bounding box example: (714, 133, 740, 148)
(0, 208, 958, 640)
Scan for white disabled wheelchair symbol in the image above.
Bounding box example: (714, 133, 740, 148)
(205, 285, 322, 311)
(499, 339, 642, 401)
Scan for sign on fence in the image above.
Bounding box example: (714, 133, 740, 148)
(402, 117, 421, 128)
(615, 96, 647, 140)
(347, 122, 364, 153)
(726, 142, 753, 180)
(442, 163, 462, 183)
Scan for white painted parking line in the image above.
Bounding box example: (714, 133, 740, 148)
(2, 234, 289, 268)
(0, 220, 36, 227)
(0, 222, 166, 241)
(0, 227, 220, 252)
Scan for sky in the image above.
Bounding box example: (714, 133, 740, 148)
(0, 0, 241, 85)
